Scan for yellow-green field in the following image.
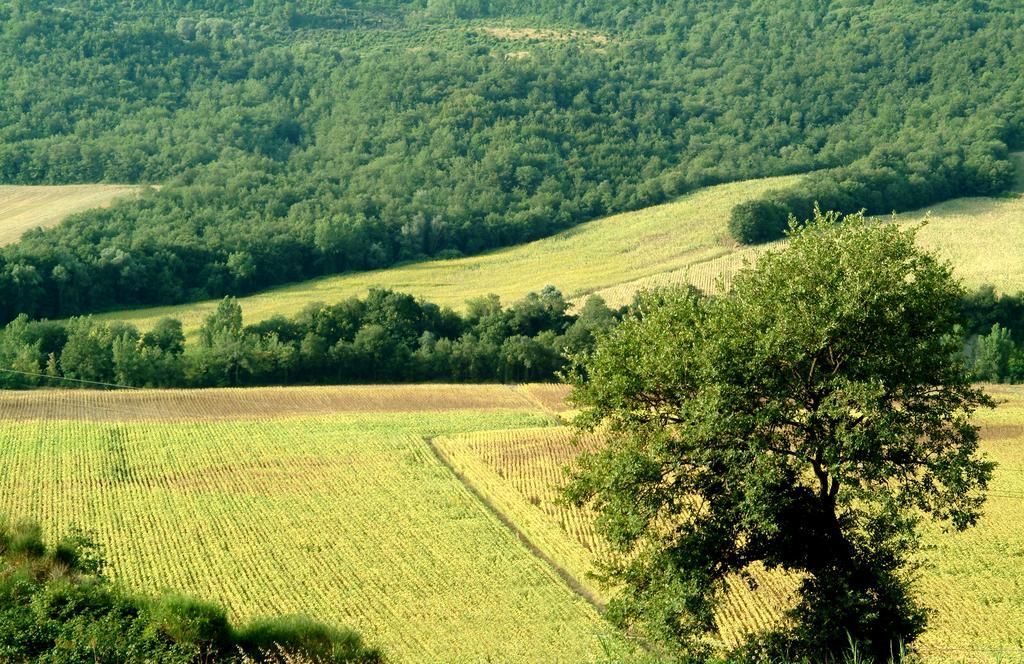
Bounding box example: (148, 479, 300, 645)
(98, 153, 1024, 333)
(96, 173, 803, 332)
(0, 184, 145, 245)
(0, 385, 633, 664)
(436, 384, 1024, 663)
(0, 383, 1020, 661)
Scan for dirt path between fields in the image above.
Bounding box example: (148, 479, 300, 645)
(423, 434, 605, 611)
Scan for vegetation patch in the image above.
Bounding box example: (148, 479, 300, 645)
(0, 519, 381, 662)
(0, 403, 627, 663)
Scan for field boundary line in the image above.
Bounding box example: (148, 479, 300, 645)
(509, 385, 565, 424)
(423, 435, 604, 611)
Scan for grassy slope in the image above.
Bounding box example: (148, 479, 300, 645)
(0, 388, 631, 664)
(0, 184, 144, 245)
(96, 173, 802, 331)
(437, 385, 1024, 663)
(598, 155, 1024, 309)
(97, 154, 1024, 333)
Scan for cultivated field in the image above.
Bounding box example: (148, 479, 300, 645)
(0, 184, 145, 245)
(0, 384, 1021, 660)
(98, 154, 1024, 334)
(0, 385, 637, 664)
(434, 426, 799, 648)
(436, 384, 1024, 663)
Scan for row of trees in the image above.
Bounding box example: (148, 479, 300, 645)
(965, 323, 1024, 383)
(1, 1, 1023, 321)
(0, 283, 1018, 390)
(0, 287, 620, 389)
(728, 141, 1016, 243)
(959, 286, 1024, 382)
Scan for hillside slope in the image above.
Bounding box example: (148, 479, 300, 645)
(3, 1, 1024, 322)
(0, 184, 143, 245)
(100, 155, 1024, 333)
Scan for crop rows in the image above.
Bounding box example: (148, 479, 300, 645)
(3, 385, 1022, 661)
(437, 395, 1024, 661)
(434, 426, 798, 644)
(0, 404, 626, 663)
(910, 386, 1024, 660)
(0, 384, 548, 422)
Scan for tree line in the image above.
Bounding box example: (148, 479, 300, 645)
(0, 284, 1019, 390)
(0, 287, 621, 389)
(728, 141, 1016, 244)
(1, 0, 1023, 322)
(960, 285, 1024, 383)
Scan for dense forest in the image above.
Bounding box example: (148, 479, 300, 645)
(0, 285, 1020, 389)
(1, 0, 1022, 322)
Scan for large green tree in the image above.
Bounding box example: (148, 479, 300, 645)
(565, 212, 994, 661)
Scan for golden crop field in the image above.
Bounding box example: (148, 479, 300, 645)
(0, 184, 145, 245)
(0, 384, 557, 422)
(434, 427, 797, 648)
(98, 153, 1024, 334)
(436, 384, 1024, 663)
(0, 386, 633, 664)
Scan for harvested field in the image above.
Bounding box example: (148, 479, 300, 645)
(513, 383, 571, 413)
(0, 384, 554, 422)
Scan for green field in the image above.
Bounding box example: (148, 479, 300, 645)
(0, 184, 145, 245)
(0, 386, 629, 664)
(0, 384, 1021, 661)
(95, 154, 1024, 334)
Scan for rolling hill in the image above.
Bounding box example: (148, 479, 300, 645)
(96, 154, 1024, 333)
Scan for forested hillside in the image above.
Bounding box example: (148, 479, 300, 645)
(1, 0, 1022, 322)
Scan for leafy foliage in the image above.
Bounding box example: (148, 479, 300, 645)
(0, 518, 382, 663)
(0, 287, 620, 387)
(729, 144, 1016, 244)
(1, 1, 1023, 320)
(566, 212, 995, 661)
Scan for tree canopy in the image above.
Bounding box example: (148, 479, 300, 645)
(0, 1, 1023, 321)
(566, 212, 995, 661)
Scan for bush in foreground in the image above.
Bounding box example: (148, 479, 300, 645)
(0, 519, 382, 663)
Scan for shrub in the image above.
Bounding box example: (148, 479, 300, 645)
(728, 199, 791, 244)
(237, 615, 383, 663)
(0, 518, 383, 663)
